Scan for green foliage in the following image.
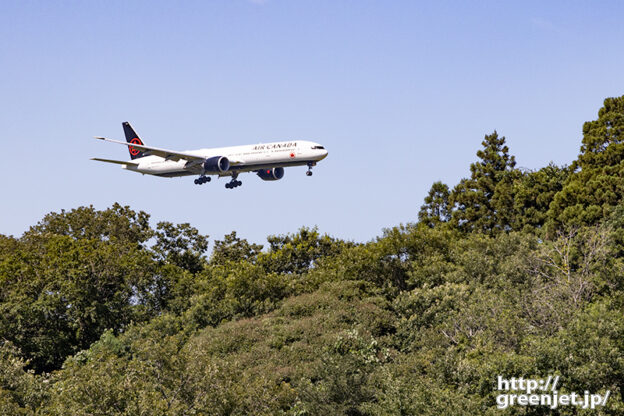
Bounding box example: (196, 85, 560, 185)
(258, 227, 352, 275)
(549, 95, 624, 227)
(152, 221, 209, 273)
(210, 231, 263, 266)
(297, 329, 390, 415)
(0, 205, 208, 373)
(512, 163, 569, 232)
(304, 224, 459, 295)
(5, 96, 624, 413)
(0, 342, 44, 415)
(26, 203, 152, 245)
(3, 205, 624, 414)
(418, 181, 451, 227)
(363, 360, 485, 416)
(525, 301, 624, 414)
(0, 233, 157, 372)
(449, 131, 518, 234)
(184, 262, 290, 329)
(43, 279, 394, 415)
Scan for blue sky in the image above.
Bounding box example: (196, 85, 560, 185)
(1, 1, 623, 246)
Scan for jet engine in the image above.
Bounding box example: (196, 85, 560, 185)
(203, 156, 230, 174)
(256, 167, 285, 181)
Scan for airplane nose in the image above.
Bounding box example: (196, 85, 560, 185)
(321, 149, 328, 159)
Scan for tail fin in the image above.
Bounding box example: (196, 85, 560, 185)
(122, 121, 147, 160)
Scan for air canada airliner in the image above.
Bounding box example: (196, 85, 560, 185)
(92, 122, 328, 189)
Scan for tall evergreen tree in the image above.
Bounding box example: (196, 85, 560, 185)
(449, 131, 518, 233)
(512, 163, 569, 232)
(549, 95, 624, 227)
(418, 181, 451, 228)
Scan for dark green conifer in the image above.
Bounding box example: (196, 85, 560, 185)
(418, 181, 451, 227)
(549, 95, 624, 227)
(512, 163, 569, 232)
(449, 131, 517, 233)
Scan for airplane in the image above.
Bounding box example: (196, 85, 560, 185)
(91, 122, 328, 189)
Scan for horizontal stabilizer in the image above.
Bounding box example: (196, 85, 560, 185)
(93, 136, 205, 163)
(91, 157, 138, 166)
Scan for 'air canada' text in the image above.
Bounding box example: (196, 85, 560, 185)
(253, 142, 298, 151)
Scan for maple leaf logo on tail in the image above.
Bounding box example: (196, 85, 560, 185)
(122, 122, 147, 160)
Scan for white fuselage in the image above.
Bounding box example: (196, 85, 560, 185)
(125, 140, 328, 177)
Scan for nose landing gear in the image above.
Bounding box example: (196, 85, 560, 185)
(306, 162, 316, 176)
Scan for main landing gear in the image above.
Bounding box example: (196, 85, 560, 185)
(226, 174, 242, 189)
(226, 180, 242, 189)
(306, 162, 316, 176)
(194, 176, 211, 185)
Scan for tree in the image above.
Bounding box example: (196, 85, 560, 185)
(512, 163, 569, 232)
(549, 95, 624, 228)
(0, 342, 43, 415)
(298, 329, 388, 415)
(26, 203, 152, 246)
(152, 222, 209, 273)
(258, 227, 351, 275)
(185, 262, 289, 328)
(210, 231, 263, 266)
(0, 205, 193, 372)
(449, 131, 518, 234)
(0, 233, 159, 372)
(418, 181, 451, 228)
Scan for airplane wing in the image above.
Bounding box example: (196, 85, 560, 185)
(91, 157, 139, 166)
(94, 137, 206, 162)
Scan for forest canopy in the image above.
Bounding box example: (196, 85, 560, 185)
(2, 96, 624, 415)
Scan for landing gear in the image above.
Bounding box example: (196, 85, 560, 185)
(194, 176, 211, 185)
(306, 170, 313, 176)
(225, 173, 242, 189)
(306, 162, 316, 176)
(225, 180, 242, 189)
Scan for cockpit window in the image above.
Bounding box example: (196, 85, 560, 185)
(312, 146, 325, 150)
